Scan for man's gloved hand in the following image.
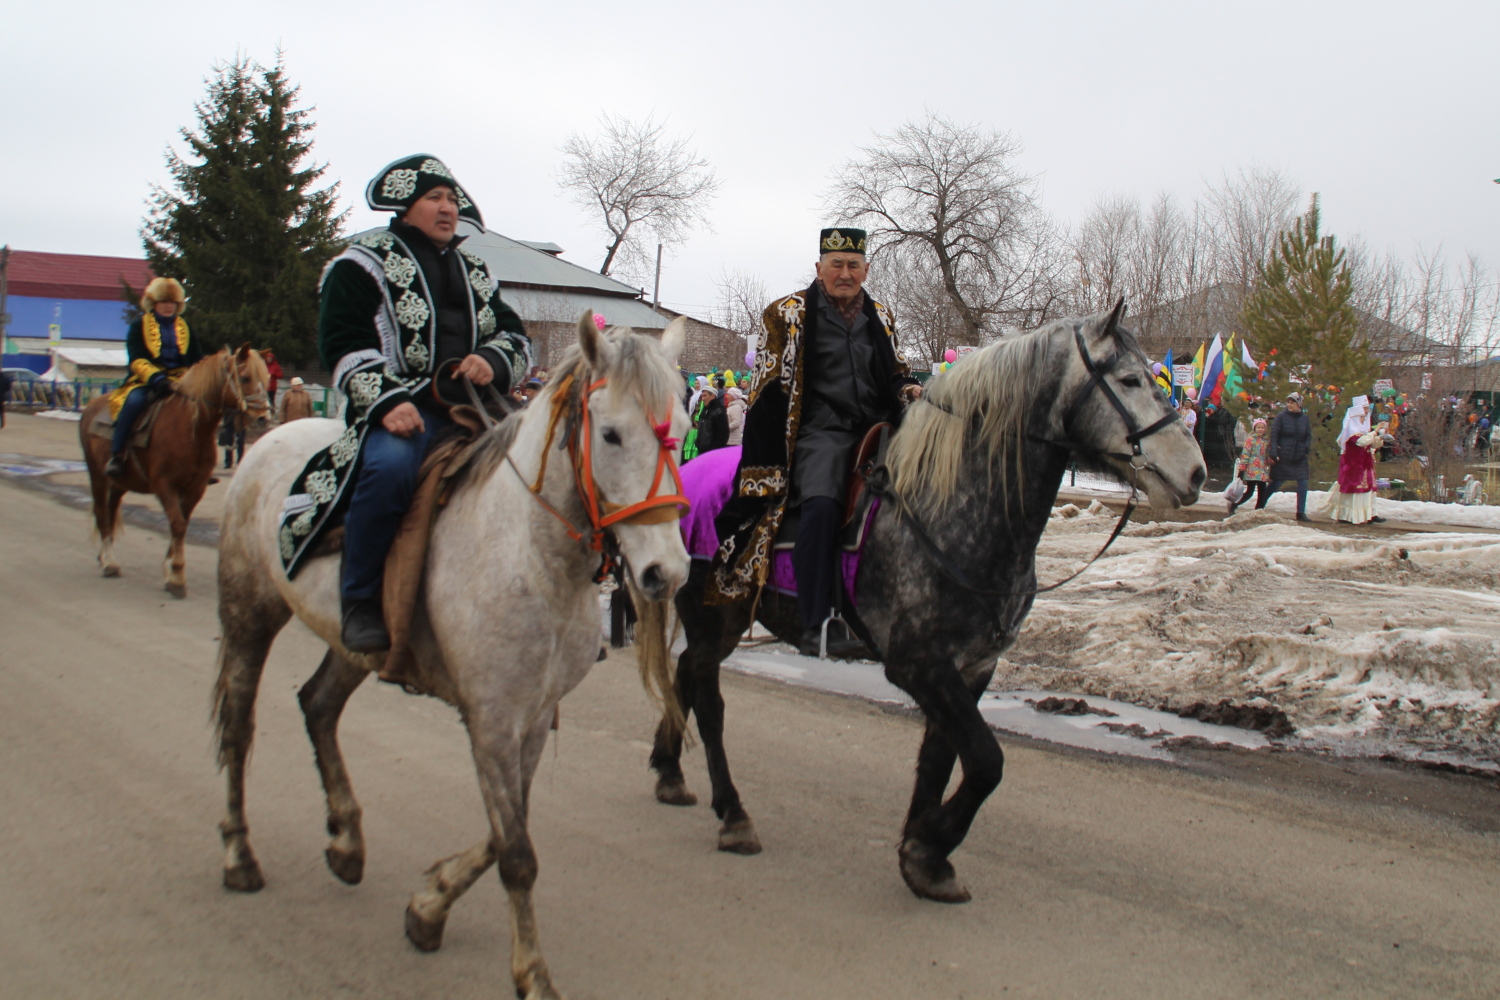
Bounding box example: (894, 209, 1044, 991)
(147, 373, 174, 400)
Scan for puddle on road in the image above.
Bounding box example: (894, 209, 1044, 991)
(0, 454, 89, 477)
(719, 646, 1268, 763)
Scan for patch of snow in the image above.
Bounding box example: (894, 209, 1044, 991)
(35, 409, 82, 421)
(1004, 510, 1500, 758)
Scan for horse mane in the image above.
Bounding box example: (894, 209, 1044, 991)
(886, 319, 1065, 511)
(175, 348, 231, 405)
(464, 326, 680, 487)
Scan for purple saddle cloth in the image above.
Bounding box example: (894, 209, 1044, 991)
(678, 445, 871, 597)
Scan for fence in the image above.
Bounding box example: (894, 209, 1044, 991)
(3, 377, 344, 419)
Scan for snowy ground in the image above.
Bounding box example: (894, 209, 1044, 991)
(1064, 469, 1500, 530)
(998, 503, 1500, 762)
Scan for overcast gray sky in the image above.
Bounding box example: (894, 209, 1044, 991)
(4, 0, 1497, 319)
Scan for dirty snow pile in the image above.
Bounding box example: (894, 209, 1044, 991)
(1063, 470, 1500, 530)
(996, 505, 1500, 758)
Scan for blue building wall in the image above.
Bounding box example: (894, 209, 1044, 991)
(2, 295, 130, 372)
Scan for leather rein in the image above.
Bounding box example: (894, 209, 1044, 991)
(500, 370, 691, 580)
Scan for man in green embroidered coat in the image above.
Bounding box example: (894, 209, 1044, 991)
(711, 228, 921, 656)
(280, 154, 531, 652)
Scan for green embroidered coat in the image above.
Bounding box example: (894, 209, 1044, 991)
(279, 226, 530, 576)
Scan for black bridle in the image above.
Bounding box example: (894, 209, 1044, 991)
(844, 324, 1184, 659)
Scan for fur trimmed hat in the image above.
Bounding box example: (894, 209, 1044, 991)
(141, 277, 186, 313)
(365, 154, 483, 227)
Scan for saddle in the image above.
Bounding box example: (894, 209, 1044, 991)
(86, 396, 170, 450)
(772, 422, 891, 553)
(312, 403, 498, 695)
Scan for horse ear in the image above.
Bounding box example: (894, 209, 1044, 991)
(658, 317, 686, 365)
(1104, 298, 1126, 337)
(235, 342, 252, 361)
(576, 311, 615, 371)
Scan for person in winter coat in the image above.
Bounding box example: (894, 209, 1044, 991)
(1229, 417, 1272, 513)
(694, 379, 731, 455)
(277, 377, 315, 423)
(1267, 392, 1313, 521)
(725, 386, 746, 446)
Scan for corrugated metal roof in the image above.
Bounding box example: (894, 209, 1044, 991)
(347, 225, 647, 298)
(54, 347, 128, 366)
(500, 288, 667, 330)
(4, 250, 155, 301)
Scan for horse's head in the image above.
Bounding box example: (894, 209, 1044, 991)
(229, 344, 273, 427)
(573, 311, 692, 603)
(1058, 302, 1205, 508)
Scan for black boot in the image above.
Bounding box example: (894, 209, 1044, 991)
(341, 598, 390, 653)
(105, 454, 126, 479)
(798, 621, 871, 661)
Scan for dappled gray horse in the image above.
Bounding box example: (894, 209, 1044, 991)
(213, 314, 691, 1000)
(653, 304, 1206, 902)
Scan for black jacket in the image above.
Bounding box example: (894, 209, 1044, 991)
(696, 391, 731, 454)
(1269, 409, 1312, 480)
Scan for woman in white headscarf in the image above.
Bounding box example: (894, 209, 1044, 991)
(725, 386, 746, 446)
(1319, 395, 1386, 524)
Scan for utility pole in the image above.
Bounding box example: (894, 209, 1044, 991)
(651, 242, 663, 309)
(0, 245, 10, 355)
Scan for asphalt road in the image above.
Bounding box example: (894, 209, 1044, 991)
(4, 476, 1500, 1000)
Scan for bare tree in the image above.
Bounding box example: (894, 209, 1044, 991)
(557, 113, 720, 281)
(713, 268, 769, 352)
(1201, 166, 1301, 298)
(827, 113, 1063, 343)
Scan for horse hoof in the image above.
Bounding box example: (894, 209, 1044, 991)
(101, 564, 120, 578)
(223, 861, 265, 893)
(655, 777, 698, 806)
(165, 581, 187, 599)
(898, 840, 971, 904)
(405, 904, 446, 953)
(717, 817, 762, 855)
(325, 846, 364, 885)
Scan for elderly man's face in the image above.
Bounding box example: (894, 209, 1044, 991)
(815, 252, 869, 305)
(402, 186, 460, 245)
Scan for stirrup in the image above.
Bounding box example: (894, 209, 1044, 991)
(818, 613, 845, 660)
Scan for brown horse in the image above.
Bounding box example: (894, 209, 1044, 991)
(79, 345, 271, 596)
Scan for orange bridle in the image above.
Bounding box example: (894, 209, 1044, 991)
(511, 372, 691, 570)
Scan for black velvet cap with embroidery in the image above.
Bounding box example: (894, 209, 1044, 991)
(819, 228, 867, 255)
(365, 155, 483, 227)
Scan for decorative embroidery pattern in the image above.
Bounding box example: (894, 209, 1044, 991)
(404, 339, 430, 370)
(381, 169, 418, 200)
(395, 290, 430, 330)
(328, 427, 358, 468)
(477, 305, 496, 337)
(383, 253, 416, 288)
(419, 158, 453, 179)
(468, 267, 492, 300)
(348, 371, 383, 409)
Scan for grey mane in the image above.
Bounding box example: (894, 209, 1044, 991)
(886, 319, 1066, 511)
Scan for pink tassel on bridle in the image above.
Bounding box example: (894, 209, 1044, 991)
(654, 420, 680, 449)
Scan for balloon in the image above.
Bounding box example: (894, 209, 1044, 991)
(1183, 386, 1198, 400)
(745, 350, 756, 368)
(592, 313, 607, 331)
(1151, 362, 1164, 376)
(944, 348, 957, 363)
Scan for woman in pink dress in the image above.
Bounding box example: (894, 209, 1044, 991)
(1320, 395, 1387, 524)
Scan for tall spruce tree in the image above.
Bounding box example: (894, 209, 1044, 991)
(1239, 195, 1376, 472)
(142, 56, 345, 365)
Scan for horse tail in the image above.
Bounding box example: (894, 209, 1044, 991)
(627, 581, 686, 742)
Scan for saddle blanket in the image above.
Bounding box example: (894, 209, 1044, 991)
(678, 445, 874, 597)
(86, 396, 169, 449)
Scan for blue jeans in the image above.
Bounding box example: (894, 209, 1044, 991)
(1270, 478, 1309, 516)
(341, 407, 449, 602)
(112, 387, 150, 455)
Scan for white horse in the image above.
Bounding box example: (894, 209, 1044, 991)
(212, 314, 691, 1000)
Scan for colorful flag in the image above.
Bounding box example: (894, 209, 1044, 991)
(1240, 339, 1256, 370)
(1156, 348, 1174, 394)
(1192, 342, 1206, 389)
(1202, 333, 1226, 406)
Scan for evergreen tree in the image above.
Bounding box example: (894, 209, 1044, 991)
(142, 55, 345, 365)
(1239, 195, 1376, 471)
